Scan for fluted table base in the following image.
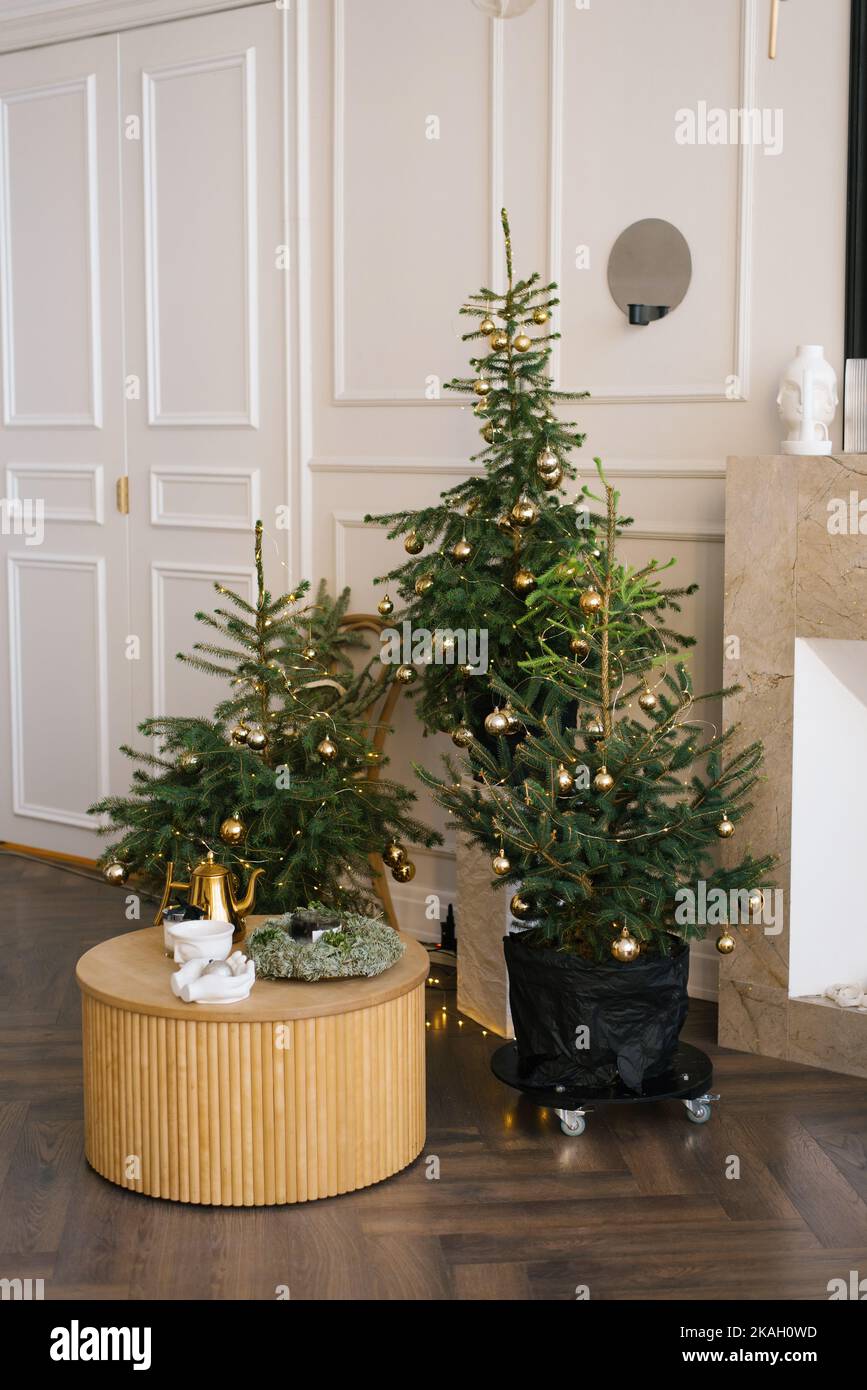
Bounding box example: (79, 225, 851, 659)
(77, 927, 427, 1205)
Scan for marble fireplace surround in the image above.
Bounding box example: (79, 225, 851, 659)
(719, 455, 867, 1078)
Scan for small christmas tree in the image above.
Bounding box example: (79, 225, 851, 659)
(91, 523, 440, 914)
(417, 463, 774, 962)
(366, 209, 592, 740)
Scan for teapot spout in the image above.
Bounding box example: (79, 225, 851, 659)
(231, 867, 265, 919)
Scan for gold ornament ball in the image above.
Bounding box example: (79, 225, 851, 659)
(451, 724, 474, 748)
(510, 892, 533, 920)
(392, 861, 416, 884)
(747, 889, 764, 916)
(540, 465, 563, 491)
(579, 588, 603, 616)
(570, 636, 590, 660)
(513, 568, 536, 595)
(473, 379, 491, 396)
(513, 332, 532, 353)
(482, 424, 497, 444)
(504, 706, 522, 736)
(395, 664, 417, 685)
(537, 447, 560, 475)
(103, 861, 128, 887)
(585, 717, 604, 740)
(301, 645, 317, 661)
(230, 724, 249, 745)
(717, 815, 735, 839)
(489, 330, 509, 351)
(383, 842, 407, 869)
(593, 766, 615, 793)
(473, 399, 488, 417)
(484, 707, 510, 736)
(611, 925, 641, 963)
(219, 815, 246, 846)
(716, 931, 737, 955)
(177, 750, 201, 772)
(415, 574, 434, 596)
(377, 594, 394, 617)
(317, 736, 338, 762)
(404, 531, 424, 555)
(556, 763, 575, 795)
(638, 688, 658, 712)
(510, 496, 539, 528)
(532, 307, 550, 325)
(450, 538, 473, 564)
(492, 851, 511, 877)
(479, 316, 495, 335)
(247, 729, 268, 752)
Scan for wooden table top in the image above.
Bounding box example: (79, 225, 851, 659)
(75, 918, 428, 1023)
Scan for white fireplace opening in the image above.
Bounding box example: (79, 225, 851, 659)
(789, 638, 867, 999)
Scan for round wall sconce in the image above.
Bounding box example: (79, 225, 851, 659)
(607, 219, 692, 327)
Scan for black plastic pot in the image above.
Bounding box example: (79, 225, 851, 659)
(503, 932, 690, 1093)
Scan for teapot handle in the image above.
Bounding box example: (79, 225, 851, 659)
(153, 861, 191, 927)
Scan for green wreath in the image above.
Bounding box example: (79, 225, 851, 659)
(248, 910, 404, 982)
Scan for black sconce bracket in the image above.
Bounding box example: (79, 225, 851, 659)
(627, 304, 671, 326)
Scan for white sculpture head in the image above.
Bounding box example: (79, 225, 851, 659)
(777, 345, 838, 454)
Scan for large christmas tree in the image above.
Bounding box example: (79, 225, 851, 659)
(366, 209, 592, 740)
(91, 523, 440, 915)
(417, 462, 774, 962)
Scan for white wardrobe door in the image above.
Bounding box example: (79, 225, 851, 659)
(119, 3, 289, 736)
(0, 34, 129, 856)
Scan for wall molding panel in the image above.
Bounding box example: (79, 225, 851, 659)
(142, 47, 259, 428)
(330, 506, 722, 594)
(332, 0, 504, 406)
(0, 73, 103, 427)
(333, 511, 377, 592)
(149, 464, 261, 529)
(310, 455, 727, 480)
(546, 0, 756, 404)
(0, 2, 248, 54)
(150, 560, 256, 718)
(7, 551, 109, 828)
(329, 0, 756, 409)
(5, 462, 105, 523)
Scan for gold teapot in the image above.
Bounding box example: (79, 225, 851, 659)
(155, 852, 264, 940)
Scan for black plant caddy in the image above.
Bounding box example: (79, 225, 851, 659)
(495, 933, 717, 1136)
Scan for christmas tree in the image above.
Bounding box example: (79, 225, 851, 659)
(366, 209, 592, 741)
(91, 523, 441, 915)
(416, 462, 774, 963)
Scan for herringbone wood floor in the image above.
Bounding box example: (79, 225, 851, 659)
(1, 853, 866, 1301)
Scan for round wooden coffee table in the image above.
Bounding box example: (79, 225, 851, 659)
(76, 922, 427, 1206)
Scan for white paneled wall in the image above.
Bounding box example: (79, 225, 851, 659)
(0, 3, 291, 857)
(0, 31, 129, 850)
(118, 5, 289, 741)
(302, 0, 850, 990)
(0, 1, 852, 1001)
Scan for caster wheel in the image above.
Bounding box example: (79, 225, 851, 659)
(559, 1115, 586, 1137)
(685, 1101, 711, 1124)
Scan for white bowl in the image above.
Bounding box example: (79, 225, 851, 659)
(166, 919, 234, 963)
